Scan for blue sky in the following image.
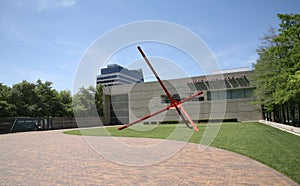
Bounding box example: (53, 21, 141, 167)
(0, 0, 299, 91)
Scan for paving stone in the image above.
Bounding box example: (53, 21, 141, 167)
(0, 129, 297, 185)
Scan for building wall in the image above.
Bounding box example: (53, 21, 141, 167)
(103, 70, 262, 125)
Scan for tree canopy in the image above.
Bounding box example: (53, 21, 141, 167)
(252, 14, 300, 126)
(0, 80, 73, 117)
(0, 80, 104, 118)
(72, 84, 103, 117)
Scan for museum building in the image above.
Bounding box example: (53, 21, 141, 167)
(100, 67, 261, 125)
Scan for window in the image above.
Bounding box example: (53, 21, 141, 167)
(207, 88, 254, 100)
(245, 89, 253, 98)
(192, 96, 204, 101)
(231, 89, 245, 99)
(218, 91, 227, 100)
(161, 95, 170, 103)
(161, 94, 180, 103)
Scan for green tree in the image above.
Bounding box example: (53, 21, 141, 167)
(35, 79, 64, 117)
(73, 85, 103, 117)
(9, 80, 39, 117)
(272, 14, 300, 103)
(0, 83, 16, 117)
(58, 90, 73, 117)
(252, 14, 300, 126)
(2, 80, 74, 118)
(252, 27, 279, 112)
(95, 84, 104, 117)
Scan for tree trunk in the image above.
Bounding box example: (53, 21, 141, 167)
(261, 105, 266, 120)
(282, 104, 286, 124)
(272, 109, 276, 122)
(277, 104, 282, 123)
(297, 103, 300, 127)
(290, 101, 296, 126)
(286, 103, 290, 125)
(275, 105, 280, 123)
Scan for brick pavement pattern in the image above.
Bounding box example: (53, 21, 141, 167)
(0, 129, 297, 185)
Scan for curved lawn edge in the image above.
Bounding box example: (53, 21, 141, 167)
(64, 122, 300, 184)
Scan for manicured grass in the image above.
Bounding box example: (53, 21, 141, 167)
(64, 122, 300, 184)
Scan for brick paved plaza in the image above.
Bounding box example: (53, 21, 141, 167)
(0, 129, 297, 185)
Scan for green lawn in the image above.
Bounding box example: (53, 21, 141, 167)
(64, 122, 300, 184)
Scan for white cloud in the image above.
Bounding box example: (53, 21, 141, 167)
(213, 46, 244, 59)
(213, 45, 257, 70)
(36, 0, 76, 11)
(1, 23, 30, 43)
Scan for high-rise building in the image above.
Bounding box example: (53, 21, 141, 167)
(97, 64, 144, 86)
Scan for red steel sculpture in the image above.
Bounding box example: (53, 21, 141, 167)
(118, 46, 203, 132)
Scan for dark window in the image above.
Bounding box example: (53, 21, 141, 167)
(97, 75, 117, 80)
(245, 88, 253, 98)
(161, 95, 170, 103)
(161, 94, 181, 103)
(231, 89, 245, 99)
(218, 91, 227, 100)
(192, 96, 204, 101)
(207, 88, 254, 100)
